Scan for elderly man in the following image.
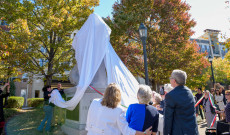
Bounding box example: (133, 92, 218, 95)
(164, 70, 199, 135)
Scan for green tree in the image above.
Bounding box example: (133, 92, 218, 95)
(10, 79, 16, 96)
(0, 0, 99, 85)
(0, 26, 21, 80)
(106, 0, 209, 89)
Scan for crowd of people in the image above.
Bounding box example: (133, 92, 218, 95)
(26, 69, 230, 134)
(86, 69, 199, 135)
(195, 83, 230, 131)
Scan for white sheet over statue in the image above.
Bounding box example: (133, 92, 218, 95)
(49, 13, 139, 110)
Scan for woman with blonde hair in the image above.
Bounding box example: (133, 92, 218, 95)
(86, 83, 152, 135)
(152, 93, 162, 107)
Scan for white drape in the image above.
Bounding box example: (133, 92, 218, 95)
(49, 13, 139, 110)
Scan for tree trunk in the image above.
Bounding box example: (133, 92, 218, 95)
(45, 75, 52, 86)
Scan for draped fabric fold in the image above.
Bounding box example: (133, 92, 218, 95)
(49, 13, 138, 110)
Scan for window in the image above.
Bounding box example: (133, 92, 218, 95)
(35, 90, 40, 98)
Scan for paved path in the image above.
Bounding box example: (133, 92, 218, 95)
(198, 120, 207, 135)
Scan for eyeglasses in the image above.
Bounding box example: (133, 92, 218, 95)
(226, 94, 230, 96)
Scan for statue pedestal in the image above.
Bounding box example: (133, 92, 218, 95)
(61, 86, 105, 135)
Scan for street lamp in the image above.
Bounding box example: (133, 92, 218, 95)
(208, 55, 215, 87)
(139, 23, 149, 85)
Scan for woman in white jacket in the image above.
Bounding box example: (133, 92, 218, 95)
(86, 83, 152, 135)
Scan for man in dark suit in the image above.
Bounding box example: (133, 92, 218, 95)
(164, 70, 199, 135)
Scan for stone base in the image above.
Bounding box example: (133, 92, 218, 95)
(61, 124, 87, 135)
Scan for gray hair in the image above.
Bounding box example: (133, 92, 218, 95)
(164, 83, 173, 93)
(170, 70, 187, 85)
(137, 85, 152, 104)
(154, 93, 162, 104)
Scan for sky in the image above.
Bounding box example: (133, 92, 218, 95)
(94, 0, 230, 39)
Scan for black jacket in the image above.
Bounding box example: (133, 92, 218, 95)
(0, 90, 9, 121)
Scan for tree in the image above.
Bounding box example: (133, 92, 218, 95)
(0, 25, 22, 81)
(9, 79, 16, 96)
(0, 0, 99, 85)
(105, 0, 209, 89)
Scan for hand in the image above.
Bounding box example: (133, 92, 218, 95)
(156, 105, 162, 111)
(144, 126, 152, 135)
(48, 94, 51, 97)
(4, 83, 9, 86)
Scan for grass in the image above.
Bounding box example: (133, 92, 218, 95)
(5, 108, 65, 135)
(4, 108, 22, 120)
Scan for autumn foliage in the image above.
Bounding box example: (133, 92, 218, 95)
(106, 0, 209, 89)
(0, 0, 99, 84)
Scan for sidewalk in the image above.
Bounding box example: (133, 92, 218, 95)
(198, 119, 207, 135)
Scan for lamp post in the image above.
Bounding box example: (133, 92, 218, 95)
(139, 23, 149, 85)
(208, 55, 215, 87)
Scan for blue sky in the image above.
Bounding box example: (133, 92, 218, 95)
(94, 0, 230, 39)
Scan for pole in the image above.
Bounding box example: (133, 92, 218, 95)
(210, 61, 215, 87)
(26, 77, 29, 107)
(142, 38, 149, 85)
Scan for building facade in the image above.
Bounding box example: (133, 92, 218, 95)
(191, 29, 228, 59)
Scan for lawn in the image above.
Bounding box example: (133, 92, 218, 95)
(5, 108, 65, 135)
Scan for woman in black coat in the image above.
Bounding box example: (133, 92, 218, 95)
(0, 83, 10, 135)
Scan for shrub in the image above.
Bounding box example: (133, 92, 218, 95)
(6, 96, 24, 108)
(27, 98, 44, 107)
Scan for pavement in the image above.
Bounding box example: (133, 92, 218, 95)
(197, 115, 219, 135)
(197, 119, 207, 135)
(21, 107, 34, 110)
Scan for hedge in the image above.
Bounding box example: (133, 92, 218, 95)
(27, 98, 44, 107)
(6, 96, 24, 109)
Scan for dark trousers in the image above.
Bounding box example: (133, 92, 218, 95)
(198, 105, 204, 119)
(0, 128, 2, 135)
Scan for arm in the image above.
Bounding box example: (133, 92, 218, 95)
(85, 100, 95, 131)
(117, 111, 152, 135)
(135, 126, 152, 135)
(1, 83, 9, 91)
(44, 91, 50, 99)
(163, 93, 175, 135)
(1, 83, 10, 98)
